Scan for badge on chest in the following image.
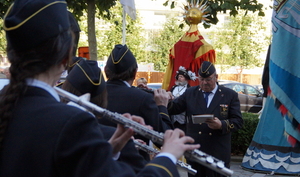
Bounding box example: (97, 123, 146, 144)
(220, 104, 228, 117)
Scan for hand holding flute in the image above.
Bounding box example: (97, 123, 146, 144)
(108, 113, 148, 155)
(55, 87, 234, 176)
(111, 112, 200, 160)
(134, 139, 197, 175)
(63, 88, 200, 162)
(162, 129, 200, 159)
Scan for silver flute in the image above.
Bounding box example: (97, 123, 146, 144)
(133, 140, 197, 175)
(54, 87, 233, 176)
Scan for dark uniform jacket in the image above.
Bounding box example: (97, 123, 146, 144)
(168, 85, 243, 176)
(99, 80, 173, 132)
(99, 80, 173, 161)
(0, 86, 179, 177)
(100, 124, 147, 173)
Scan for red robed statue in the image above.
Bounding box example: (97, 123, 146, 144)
(162, 0, 216, 91)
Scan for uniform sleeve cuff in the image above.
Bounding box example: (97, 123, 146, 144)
(156, 152, 177, 164)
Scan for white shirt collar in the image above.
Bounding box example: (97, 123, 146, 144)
(26, 78, 60, 102)
(202, 83, 218, 94)
(122, 80, 131, 87)
(211, 83, 218, 94)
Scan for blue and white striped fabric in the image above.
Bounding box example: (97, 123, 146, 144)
(242, 0, 300, 174)
(270, 0, 300, 144)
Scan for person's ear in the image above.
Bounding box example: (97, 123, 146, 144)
(61, 57, 69, 69)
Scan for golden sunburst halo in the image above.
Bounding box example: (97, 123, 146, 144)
(182, 0, 210, 25)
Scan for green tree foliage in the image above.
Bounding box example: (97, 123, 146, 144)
(67, 0, 116, 20)
(66, 0, 118, 60)
(150, 17, 185, 71)
(0, 0, 118, 61)
(208, 11, 271, 74)
(0, 0, 269, 61)
(0, 0, 15, 59)
(0, 0, 13, 17)
(164, 0, 267, 28)
(231, 112, 259, 155)
(0, 0, 267, 22)
(0, 19, 6, 56)
(95, 3, 146, 62)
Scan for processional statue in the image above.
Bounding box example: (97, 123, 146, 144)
(162, 0, 216, 91)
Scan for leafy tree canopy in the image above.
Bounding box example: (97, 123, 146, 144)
(150, 17, 185, 71)
(0, 0, 267, 24)
(163, 0, 267, 28)
(96, 3, 146, 62)
(0, 0, 117, 19)
(66, 0, 116, 20)
(0, 0, 269, 61)
(207, 10, 271, 73)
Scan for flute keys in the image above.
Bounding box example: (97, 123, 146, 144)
(206, 156, 214, 164)
(217, 161, 225, 169)
(194, 149, 205, 156)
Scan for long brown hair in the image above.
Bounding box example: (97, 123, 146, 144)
(0, 30, 73, 149)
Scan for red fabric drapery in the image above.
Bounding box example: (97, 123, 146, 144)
(162, 30, 216, 91)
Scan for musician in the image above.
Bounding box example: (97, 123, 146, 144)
(55, 11, 84, 89)
(66, 10, 85, 74)
(136, 77, 148, 88)
(100, 44, 174, 160)
(3, 67, 10, 79)
(0, 0, 200, 176)
(62, 58, 147, 173)
(170, 66, 196, 132)
(168, 61, 243, 177)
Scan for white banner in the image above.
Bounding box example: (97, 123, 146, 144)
(120, 0, 136, 20)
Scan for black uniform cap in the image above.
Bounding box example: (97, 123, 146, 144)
(199, 61, 216, 78)
(106, 44, 137, 74)
(68, 11, 80, 33)
(67, 60, 106, 98)
(68, 56, 85, 73)
(176, 69, 190, 80)
(3, 0, 70, 52)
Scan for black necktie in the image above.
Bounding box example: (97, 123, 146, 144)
(204, 92, 211, 104)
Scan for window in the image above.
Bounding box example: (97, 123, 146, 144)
(233, 84, 246, 95)
(246, 86, 259, 96)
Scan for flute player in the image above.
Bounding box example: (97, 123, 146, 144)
(168, 61, 243, 177)
(0, 0, 200, 176)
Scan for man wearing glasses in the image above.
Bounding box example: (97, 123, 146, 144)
(168, 61, 243, 177)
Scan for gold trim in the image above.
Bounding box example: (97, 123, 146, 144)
(146, 163, 173, 177)
(55, 81, 64, 87)
(76, 63, 102, 86)
(224, 120, 229, 133)
(110, 48, 129, 64)
(68, 58, 82, 68)
(200, 63, 212, 73)
(159, 112, 170, 118)
(3, 1, 67, 31)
